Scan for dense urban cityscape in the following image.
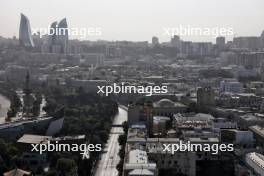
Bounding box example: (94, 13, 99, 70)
(1, 1, 264, 176)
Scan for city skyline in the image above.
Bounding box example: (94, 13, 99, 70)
(0, 0, 264, 42)
(1, 1, 264, 176)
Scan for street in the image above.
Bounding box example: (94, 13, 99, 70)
(94, 106, 127, 176)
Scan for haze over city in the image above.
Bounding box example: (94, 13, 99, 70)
(0, 0, 264, 42)
(2, 1, 264, 176)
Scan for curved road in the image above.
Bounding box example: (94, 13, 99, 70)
(95, 106, 127, 176)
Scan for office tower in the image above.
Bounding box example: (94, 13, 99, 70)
(19, 13, 34, 47)
(171, 35, 181, 49)
(233, 37, 261, 50)
(55, 18, 69, 53)
(261, 31, 264, 48)
(152, 36, 159, 46)
(48, 21, 58, 51)
(180, 41, 193, 54)
(46, 18, 69, 53)
(216, 36, 225, 50)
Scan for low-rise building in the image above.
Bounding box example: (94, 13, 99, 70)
(220, 79, 243, 93)
(173, 113, 214, 132)
(221, 129, 254, 148)
(236, 114, 264, 130)
(146, 138, 196, 176)
(152, 116, 170, 137)
(153, 99, 187, 117)
(249, 125, 264, 148)
(123, 149, 158, 176)
(212, 118, 238, 130)
(4, 168, 31, 176)
(245, 152, 264, 176)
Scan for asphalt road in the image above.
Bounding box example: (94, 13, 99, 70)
(94, 106, 127, 176)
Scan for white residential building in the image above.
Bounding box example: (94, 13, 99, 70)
(220, 79, 243, 93)
(245, 152, 264, 176)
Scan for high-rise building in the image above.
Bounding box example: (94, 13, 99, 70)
(220, 79, 243, 93)
(180, 41, 193, 54)
(45, 18, 69, 53)
(55, 18, 69, 53)
(216, 36, 225, 50)
(192, 42, 213, 56)
(233, 37, 262, 50)
(48, 21, 58, 52)
(19, 13, 34, 47)
(171, 35, 181, 49)
(23, 71, 35, 117)
(261, 31, 264, 48)
(152, 36, 159, 46)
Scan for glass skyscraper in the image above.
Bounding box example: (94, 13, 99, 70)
(19, 13, 34, 47)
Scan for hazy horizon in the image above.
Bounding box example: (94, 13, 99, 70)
(1, 0, 264, 42)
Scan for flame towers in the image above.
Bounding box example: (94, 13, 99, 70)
(56, 18, 69, 52)
(48, 18, 69, 53)
(19, 13, 34, 47)
(18, 13, 69, 53)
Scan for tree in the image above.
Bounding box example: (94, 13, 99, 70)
(122, 121, 128, 134)
(56, 158, 78, 176)
(118, 134, 127, 146)
(43, 87, 118, 176)
(0, 139, 19, 175)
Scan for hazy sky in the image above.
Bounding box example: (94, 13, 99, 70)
(0, 0, 264, 42)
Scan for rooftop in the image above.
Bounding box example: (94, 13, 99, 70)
(129, 149, 148, 164)
(153, 116, 170, 122)
(249, 125, 264, 138)
(17, 134, 86, 144)
(153, 98, 186, 108)
(146, 138, 180, 143)
(129, 169, 154, 176)
(174, 113, 214, 121)
(4, 168, 31, 176)
(189, 137, 219, 143)
(17, 134, 51, 144)
(245, 152, 264, 171)
(240, 114, 264, 121)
